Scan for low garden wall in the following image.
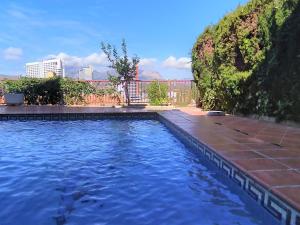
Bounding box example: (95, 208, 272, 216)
(0, 94, 121, 106)
(84, 94, 121, 106)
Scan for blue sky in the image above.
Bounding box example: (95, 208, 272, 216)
(0, 0, 248, 79)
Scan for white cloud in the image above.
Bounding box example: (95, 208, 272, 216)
(2, 4, 102, 49)
(46, 52, 108, 67)
(139, 58, 157, 66)
(5, 4, 46, 27)
(7, 9, 28, 19)
(84, 53, 107, 65)
(3, 47, 23, 60)
(162, 56, 191, 70)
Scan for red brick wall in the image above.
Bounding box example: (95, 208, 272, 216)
(84, 94, 122, 105)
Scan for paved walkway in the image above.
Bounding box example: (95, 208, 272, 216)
(0, 105, 299, 211)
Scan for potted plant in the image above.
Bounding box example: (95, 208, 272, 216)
(1, 80, 24, 106)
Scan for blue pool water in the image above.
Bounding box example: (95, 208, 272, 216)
(0, 120, 279, 225)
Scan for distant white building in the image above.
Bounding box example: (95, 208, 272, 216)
(79, 65, 93, 80)
(26, 59, 65, 78)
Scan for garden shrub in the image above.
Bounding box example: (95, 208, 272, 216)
(60, 78, 97, 105)
(0, 78, 60, 104)
(1, 77, 106, 105)
(147, 81, 169, 105)
(192, 0, 300, 121)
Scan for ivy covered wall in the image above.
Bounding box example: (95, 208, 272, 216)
(192, 0, 300, 121)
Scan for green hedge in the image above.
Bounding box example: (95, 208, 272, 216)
(0, 77, 105, 105)
(192, 0, 300, 121)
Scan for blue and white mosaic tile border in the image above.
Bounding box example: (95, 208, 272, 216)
(0, 112, 158, 121)
(158, 114, 300, 225)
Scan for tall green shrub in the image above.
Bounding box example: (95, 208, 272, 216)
(192, 0, 300, 121)
(147, 81, 169, 105)
(60, 78, 96, 105)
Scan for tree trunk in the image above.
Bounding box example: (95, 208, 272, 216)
(124, 81, 130, 105)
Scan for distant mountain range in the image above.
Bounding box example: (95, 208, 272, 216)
(64, 67, 116, 80)
(0, 74, 19, 80)
(93, 69, 163, 80)
(64, 67, 164, 80)
(1, 69, 191, 81)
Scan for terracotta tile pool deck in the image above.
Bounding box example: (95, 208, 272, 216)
(161, 108, 300, 215)
(1, 105, 300, 217)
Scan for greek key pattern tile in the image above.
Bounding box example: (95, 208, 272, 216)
(0, 112, 158, 121)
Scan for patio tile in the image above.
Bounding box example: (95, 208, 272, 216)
(258, 149, 300, 159)
(271, 187, 300, 211)
(254, 134, 282, 145)
(286, 131, 300, 137)
(259, 130, 287, 136)
(232, 158, 288, 172)
(244, 142, 282, 151)
(249, 170, 300, 188)
(208, 143, 253, 152)
(231, 136, 266, 144)
(195, 135, 234, 145)
(277, 159, 300, 169)
(281, 138, 300, 147)
(219, 150, 265, 160)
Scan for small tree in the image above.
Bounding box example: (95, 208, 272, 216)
(101, 39, 139, 105)
(147, 80, 169, 105)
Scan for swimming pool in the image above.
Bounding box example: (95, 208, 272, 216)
(0, 120, 279, 225)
